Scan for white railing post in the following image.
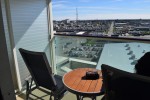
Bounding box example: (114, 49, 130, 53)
(47, 0, 57, 74)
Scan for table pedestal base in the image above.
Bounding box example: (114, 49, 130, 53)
(76, 94, 96, 100)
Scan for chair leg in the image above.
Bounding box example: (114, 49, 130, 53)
(92, 96, 96, 100)
(49, 96, 52, 100)
(76, 94, 83, 100)
(49, 93, 53, 100)
(101, 95, 105, 100)
(26, 92, 29, 100)
(54, 96, 59, 100)
(26, 81, 30, 100)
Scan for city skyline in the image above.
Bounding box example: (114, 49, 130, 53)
(52, 0, 150, 20)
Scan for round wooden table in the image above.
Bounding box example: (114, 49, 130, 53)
(63, 68, 103, 100)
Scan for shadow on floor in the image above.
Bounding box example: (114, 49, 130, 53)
(16, 89, 104, 100)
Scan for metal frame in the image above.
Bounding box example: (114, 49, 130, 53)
(25, 76, 54, 100)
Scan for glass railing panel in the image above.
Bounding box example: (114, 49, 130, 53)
(55, 35, 150, 76)
(97, 42, 150, 73)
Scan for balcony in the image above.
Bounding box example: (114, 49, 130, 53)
(13, 34, 150, 100)
(1, 0, 150, 100)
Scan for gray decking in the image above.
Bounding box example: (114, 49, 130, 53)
(16, 89, 104, 100)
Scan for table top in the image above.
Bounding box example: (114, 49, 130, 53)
(63, 68, 103, 96)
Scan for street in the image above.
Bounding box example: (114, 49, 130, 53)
(107, 21, 114, 36)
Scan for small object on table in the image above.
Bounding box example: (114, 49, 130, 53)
(86, 70, 99, 80)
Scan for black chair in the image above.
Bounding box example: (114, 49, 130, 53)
(0, 88, 3, 100)
(101, 64, 150, 100)
(19, 48, 66, 100)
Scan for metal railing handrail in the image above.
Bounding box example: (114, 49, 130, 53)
(54, 34, 150, 43)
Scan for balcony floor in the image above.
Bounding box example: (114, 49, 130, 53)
(16, 89, 104, 100)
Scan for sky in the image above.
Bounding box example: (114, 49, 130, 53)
(52, 0, 150, 20)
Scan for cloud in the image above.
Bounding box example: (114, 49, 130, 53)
(111, 0, 123, 2)
(53, 0, 69, 4)
(53, 4, 66, 8)
(53, 13, 150, 20)
(79, 0, 92, 2)
(135, 0, 150, 3)
(81, 13, 150, 20)
(53, 10, 76, 14)
(82, 14, 141, 19)
(143, 0, 150, 2)
(53, 5, 149, 12)
(52, 0, 69, 8)
(78, 6, 120, 10)
(53, 6, 121, 11)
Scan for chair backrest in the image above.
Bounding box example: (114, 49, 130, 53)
(19, 48, 57, 90)
(101, 64, 150, 100)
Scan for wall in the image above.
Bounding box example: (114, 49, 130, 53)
(9, 0, 50, 90)
(0, 0, 16, 99)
